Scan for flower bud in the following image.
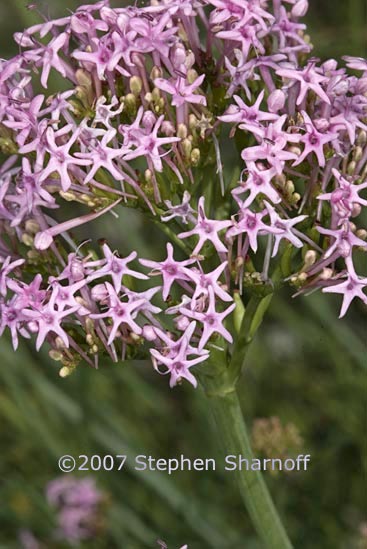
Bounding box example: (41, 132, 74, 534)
(59, 191, 77, 202)
(351, 203, 362, 217)
(347, 161, 356, 175)
(21, 234, 34, 247)
(189, 114, 198, 131)
(142, 325, 157, 341)
(353, 146, 363, 162)
(152, 87, 161, 101)
(267, 89, 286, 113)
(187, 69, 199, 85)
(161, 120, 176, 136)
(303, 250, 317, 268)
(356, 229, 367, 240)
(357, 130, 367, 146)
(356, 77, 367, 94)
(91, 283, 108, 302)
(320, 268, 333, 280)
(142, 110, 156, 131)
(175, 315, 190, 331)
(314, 118, 330, 132)
(145, 169, 153, 183)
(150, 66, 162, 80)
(171, 43, 186, 68)
(285, 180, 295, 195)
(190, 148, 201, 166)
(59, 366, 73, 378)
(25, 220, 40, 234)
(129, 76, 142, 95)
(34, 230, 53, 251)
(124, 93, 137, 114)
(55, 337, 67, 350)
(185, 50, 195, 70)
(177, 124, 188, 139)
(291, 0, 308, 18)
(181, 138, 192, 158)
(27, 321, 39, 334)
(49, 350, 63, 361)
(86, 334, 94, 346)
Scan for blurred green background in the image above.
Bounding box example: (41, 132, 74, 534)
(0, 1, 366, 548)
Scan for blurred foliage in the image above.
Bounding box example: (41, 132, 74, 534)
(0, 0, 366, 548)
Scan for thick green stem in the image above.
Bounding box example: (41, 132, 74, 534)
(199, 288, 292, 548)
(201, 375, 293, 549)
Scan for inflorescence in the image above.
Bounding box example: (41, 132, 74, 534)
(0, 0, 366, 386)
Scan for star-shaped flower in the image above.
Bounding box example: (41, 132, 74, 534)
(178, 197, 232, 256)
(87, 244, 148, 292)
(180, 288, 235, 350)
(150, 321, 208, 388)
(154, 75, 207, 108)
(140, 243, 196, 301)
(323, 271, 367, 318)
(276, 62, 330, 105)
(293, 111, 337, 167)
(265, 201, 307, 256)
(90, 283, 145, 344)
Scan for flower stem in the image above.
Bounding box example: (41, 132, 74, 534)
(201, 374, 293, 548)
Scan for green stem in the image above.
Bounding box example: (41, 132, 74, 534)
(228, 293, 273, 385)
(201, 378, 293, 549)
(199, 287, 292, 548)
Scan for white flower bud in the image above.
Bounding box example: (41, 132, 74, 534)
(291, 0, 308, 18)
(267, 89, 286, 113)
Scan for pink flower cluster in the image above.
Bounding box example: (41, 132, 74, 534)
(0, 0, 366, 387)
(47, 476, 104, 542)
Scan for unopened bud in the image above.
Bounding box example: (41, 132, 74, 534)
(25, 220, 40, 234)
(151, 87, 161, 101)
(59, 191, 76, 202)
(142, 325, 157, 341)
(357, 130, 367, 146)
(267, 89, 286, 113)
(59, 366, 73, 378)
(55, 337, 67, 350)
(175, 315, 190, 331)
(145, 169, 153, 183)
(187, 68, 199, 85)
(86, 334, 94, 346)
(286, 180, 295, 194)
(288, 146, 302, 156)
(21, 234, 34, 246)
(49, 350, 63, 361)
(181, 138, 192, 158)
(189, 116, 198, 134)
(161, 120, 175, 136)
(171, 43, 186, 68)
(129, 76, 142, 95)
(150, 66, 162, 80)
(356, 229, 367, 240)
(291, 0, 308, 17)
(303, 250, 317, 268)
(347, 161, 356, 175)
(190, 148, 201, 166)
(353, 146, 363, 162)
(177, 124, 188, 139)
(351, 203, 362, 217)
(142, 110, 156, 131)
(320, 268, 334, 280)
(91, 283, 108, 302)
(124, 93, 137, 113)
